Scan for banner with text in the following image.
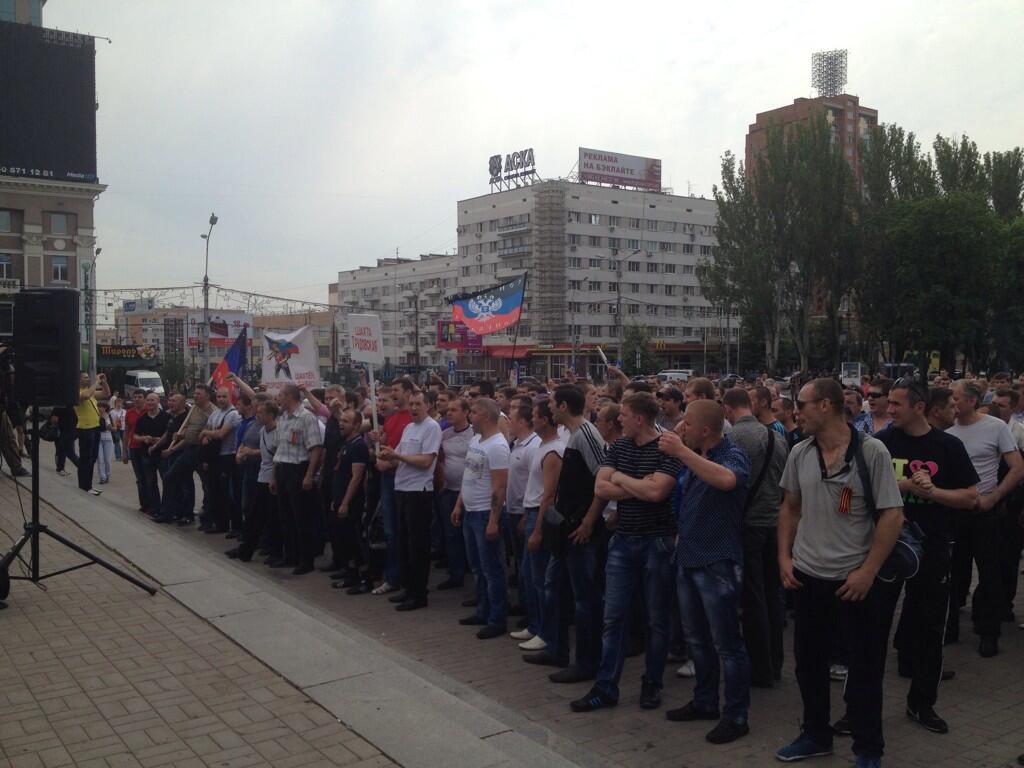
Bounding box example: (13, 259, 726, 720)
(187, 310, 253, 349)
(348, 314, 385, 366)
(436, 318, 483, 350)
(579, 147, 662, 190)
(260, 325, 319, 390)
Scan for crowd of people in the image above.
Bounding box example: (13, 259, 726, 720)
(18, 366, 1024, 767)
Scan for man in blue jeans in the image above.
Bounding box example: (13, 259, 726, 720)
(436, 398, 473, 590)
(659, 399, 753, 745)
(452, 397, 510, 639)
(570, 391, 681, 714)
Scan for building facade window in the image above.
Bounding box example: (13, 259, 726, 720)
(48, 212, 70, 235)
(568, 234, 580, 245)
(0, 210, 13, 233)
(589, 258, 602, 268)
(589, 325, 602, 337)
(568, 256, 582, 269)
(588, 213, 601, 225)
(588, 236, 601, 247)
(51, 255, 69, 282)
(608, 216, 621, 227)
(628, 217, 641, 229)
(608, 237, 620, 249)
(0, 254, 11, 279)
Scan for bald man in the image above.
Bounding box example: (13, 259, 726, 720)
(658, 398, 752, 745)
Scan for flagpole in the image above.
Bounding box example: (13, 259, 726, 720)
(509, 272, 528, 384)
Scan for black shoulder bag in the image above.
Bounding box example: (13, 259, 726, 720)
(852, 430, 925, 582)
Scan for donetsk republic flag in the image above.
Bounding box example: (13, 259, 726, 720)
(450, 275, 526, 335)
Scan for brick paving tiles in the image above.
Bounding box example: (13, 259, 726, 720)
(5, 462, 1024, 767)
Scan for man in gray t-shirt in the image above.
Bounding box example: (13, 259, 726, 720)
(722, 388, 789, 688)
(775, 379, 903, 766)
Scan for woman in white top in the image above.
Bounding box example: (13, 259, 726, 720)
(97, 401, 115, 483)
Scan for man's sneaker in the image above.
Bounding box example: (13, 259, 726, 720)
(665, 701, 719, 722)
(854, 757, 881, 768)
(639, 678, 661, 710)
(706, 719, 749, 744)
(979, 637, 999, 657)
(509, 628, 534, 641)
(775, 732, 833, 762)
(833, 715, 852, 736)
(569, 687, 617, 713)
(87, 488, 102, 496)
(676, 660, 696, 678)
(519, 636, 546, 651)
(907, 704, 948, 734)
(829, 664, 848, 681)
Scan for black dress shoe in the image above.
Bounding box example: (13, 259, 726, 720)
(569, 687, 617, 712)
(225, 547, 242, 559)
(396, 599, 428, 612)
(461, 597, 478, 608)
(941, 669, 955, 681)
(907, 704, 949, 734)
(347, 581, 374, 595)
(459, 614, 486, 626)
(706, 719, 749, 744)
(388, 591, 409, 604)
(666, 701, 720, 722)
(269, 559, 294, 569)
(979, 637, 999, 657)
(639, 678, 662, 710)
(476, 624, 506, 640)
(435, 578, 464, 591)
(292, 564, 315, 576)
(522, 652, 568, 668)
(320, 563, 343, 573)
(176, 517, 195, 527)
(225, 531, 239, 540)
(549, 666, 595, 684)
(204, 526, 228, 534)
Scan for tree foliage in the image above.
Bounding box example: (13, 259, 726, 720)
(621, 323, 660, 376)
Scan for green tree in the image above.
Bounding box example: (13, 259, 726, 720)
(985, 148, 1024, 222)
(700, 151, 787, 374)
(621, 322, 660, 375)
(160, 355, 188, 393)
(933, 134, 986, 194)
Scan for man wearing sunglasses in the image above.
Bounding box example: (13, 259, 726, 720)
(854, 379, 892, 437)
(776, 378, 904, 768)
(876, 379, 979, 736)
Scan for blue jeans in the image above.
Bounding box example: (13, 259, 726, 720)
(594, 534, 675, 700)
(521, 508, 549, 637)
(543, 522, 604, 674)
(677, 560, 751, 723)
(462, 509, 507, 628)
(380, 471, 399, 585)
(439, 489, 466, 582)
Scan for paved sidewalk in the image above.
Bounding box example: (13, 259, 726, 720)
(10, 461, 1024, 768)
(0, 475, 396, 768)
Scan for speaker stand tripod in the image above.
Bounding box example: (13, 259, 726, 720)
(0, 406, 157, 602)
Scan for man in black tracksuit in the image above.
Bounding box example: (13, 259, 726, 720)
(876, 380, 979, 735)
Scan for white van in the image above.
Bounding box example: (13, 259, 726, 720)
(124, 369, 165, 399)
(657, 369, 695, 384)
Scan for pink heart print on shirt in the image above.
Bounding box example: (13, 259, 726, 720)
(909, 460, 938, 476)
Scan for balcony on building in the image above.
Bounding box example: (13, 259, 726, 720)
(497, 243, 531, 258)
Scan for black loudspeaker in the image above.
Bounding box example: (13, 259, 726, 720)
(14, 287, 80, 407)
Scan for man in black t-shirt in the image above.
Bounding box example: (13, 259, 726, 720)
(134, 393, 171, 515)
(875, 380, 979, 735)
(331, 409, 369, 589)
(571, 392, 682, 713)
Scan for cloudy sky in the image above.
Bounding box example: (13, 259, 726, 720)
(46, 0, 1024, 304)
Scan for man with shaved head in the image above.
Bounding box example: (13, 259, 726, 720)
(658, 398, 752, 745)
(199, 386, 241, 534)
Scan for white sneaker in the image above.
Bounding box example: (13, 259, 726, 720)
(519, 636, 547, 651)
(829, 664, 848, 681)
(371, 581, 396, 595)
(509, 629, 534, 641)
(676, 660, 696, 678)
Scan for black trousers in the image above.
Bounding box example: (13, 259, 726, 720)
(330, 494, 365, 570)
(951, 509, 1005, 639)
(396, 490, 434, 601)
(241, 482, 272, 556)
(210, 454, 236, 531)
(76, 427, 99, 491)
(997, 503, 1023, 616)
(792, 568, 899, 761)
(741, 525, 785, 684)
(894, 537, 951, 709)
(278, 462, 318, 568)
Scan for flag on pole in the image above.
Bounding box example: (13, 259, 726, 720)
(449, 274, 526, 335)
(210, 325, 248, 402)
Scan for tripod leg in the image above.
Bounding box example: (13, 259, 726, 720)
(40, 527, 157, 595)
(0, 529, 32, 571)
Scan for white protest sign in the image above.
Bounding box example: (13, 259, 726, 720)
(261, 326, 319, 391)
(348, 314, 385, 365)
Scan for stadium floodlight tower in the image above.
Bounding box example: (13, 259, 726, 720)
(811, 49, 848, 97)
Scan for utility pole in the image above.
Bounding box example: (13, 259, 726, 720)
(200, 212, 218, 382)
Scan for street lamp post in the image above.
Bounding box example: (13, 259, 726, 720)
(200, 213, 218, 381)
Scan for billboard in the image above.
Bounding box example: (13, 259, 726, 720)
(436, 319, 483, 350)
(98, 344, 160, 369)
(122, 298, 156, 314)
(0, 22, 98, 183)
(261, 326, 320, 390)
(579, 147, 662, 191)
(186, 311, 252, 349)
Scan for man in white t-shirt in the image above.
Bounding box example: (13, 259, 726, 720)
(452, 397, 510, 639)
(517, 398, 565, 652)
(379, 391, 442, 611)
(946, 380, 1024, 657)
(507, 402, 540, 639)
(436, 398, 473, 590)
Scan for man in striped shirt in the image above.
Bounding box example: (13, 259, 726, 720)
(571, 392, 681, 714)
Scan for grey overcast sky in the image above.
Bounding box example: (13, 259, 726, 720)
(47, 0, 1024, 303)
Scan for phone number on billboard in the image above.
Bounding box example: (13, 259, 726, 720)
(0, 166, 56, 178)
